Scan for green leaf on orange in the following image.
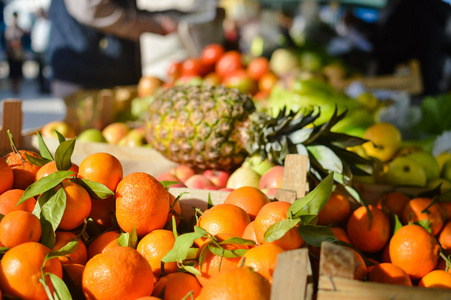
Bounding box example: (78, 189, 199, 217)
(18, 170, 75, 205)
(55, 131, 66, 144)
(26, 153, 52, 167)
(35, 131, 54, 161)
(288, 171, 334, 220)
(55, 138, 76, 171)
(162, 231, 204, 263)
(48, 272, 72, 300)
(46, 237, 79, 260)
(298, 224, 337, 247)
(70, 178, 114, 200)
(264, 218, 300, 243)
(220, 236, 256, 246)
(41, 187, 67, 232)
(117, 232, 129, 247)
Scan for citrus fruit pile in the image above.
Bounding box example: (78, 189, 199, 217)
(0, 131, 450, 300)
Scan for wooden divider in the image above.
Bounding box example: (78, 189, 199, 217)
(0, 100, 23, 155)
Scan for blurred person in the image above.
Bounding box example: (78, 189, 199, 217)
(4, 11, 25, 94)
(48, 0, 178, 99)
(372, 0, 451, 96)
(31, 7, 51, 94)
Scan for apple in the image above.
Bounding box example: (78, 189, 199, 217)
(269, 48, 299, 77)
(226, 167, 261, 189)
(441, 159, 451, 182)
(102, 122, 131, 145)
(242, 154, 275, 176)
(155, 172, 186, 187)
(41, 120, 76, 139)
(219, 188, 234, 192)
(77, 128, 107, 143)
(427, 178, 451, 193)
(171, 165, 197, 183)
(137, 75, 162, 98)
(384, 156, 427, 187)
(223, 69, 257, 95)
(259, 166, 284, 190)
(184, 174, 215, 189)
(118, 127, 146, 147)
(405, 151, 440, 181)
(436, 152, 451, 173)
(202, 170, 230, 189)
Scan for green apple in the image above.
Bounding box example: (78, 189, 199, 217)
(77, 129, 107, 143)
(427, 178, 451, 193)
(385, 156, 427, 187)
(226, 167, 261, 189)
(242, 154, 275, 176)
(117, 128, 146, 147)
(441, 159, 451, 182)
(405, 151, 440, 181)
(437, 152, 451, 173)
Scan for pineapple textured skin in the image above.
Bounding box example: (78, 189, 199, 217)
(146, 85, 256, 171)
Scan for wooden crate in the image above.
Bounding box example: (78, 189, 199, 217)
(317, 242, 451, 300)
(166, 186, 313, 300)
(332, 60, 423, 95)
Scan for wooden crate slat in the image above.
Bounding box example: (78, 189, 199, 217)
(0, 99, 23, 155)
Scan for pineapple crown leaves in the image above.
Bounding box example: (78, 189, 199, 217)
(247, 105, 375, 185)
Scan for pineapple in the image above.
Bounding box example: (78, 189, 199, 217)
(146, 85, 373, 182)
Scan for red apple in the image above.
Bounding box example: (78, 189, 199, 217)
(223, 69, 257, 95)
(259, 166, 284, 190)
(102, 122, 131, 145)
(184, 174, 215, 189)
(171, 165, 197, 183)
(155, 172, 186, 187)
(202, 169, 231, 189)
(205, 186, 219, 190)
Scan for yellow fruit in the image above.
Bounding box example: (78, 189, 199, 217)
(363, 122, 401, 162)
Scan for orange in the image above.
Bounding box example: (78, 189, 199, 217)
(195, 233, 249, 286)
(258, 72, 278, 93)
(0, 157, 13, 195)
(368, 263, 412, 286)
(331, 226, 352, 244)
(346, 205, 390, 253)
(116, 172, 170, 237)
(389, 224, 440, 280)
(362, 122, 401, 162)
(78, 152, 123, 192)
(58, 181, 92, 231)
(4, 150, 42, 189)
(63, 263, 85, 290)
(82, 246, 154, 300)
(439, 221, 451, 250)
(137, 229, 178, 282)
(377, 192, 410, 216)
(35, 160, 79, 181)
(0, 242, 63, 299)
(254, 201, 304, 250)
(402, 197, 444, 235)
(238, 243, 285, 284)
(152, 272, 202, 300)
(0, 189, 36, 215)
(440, 201, 451, 221)
(242, 221, 258, 245)
(349, 247, 367, 281)
(224, 186, 270, 220)
(52, 231, 87, 265)
(89, 195, 115, 231)
(198, 267, 271, 300)
(198, 203, 251, 237)
(87, 230, 120, 259)
(418, 270, 451, 288)
(0, 210, 41, 248)
(135, 297, 161, 300)
(317, 191, 351, 226)
(166, 193, 182, 228)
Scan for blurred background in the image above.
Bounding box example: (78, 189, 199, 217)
(0, 0, 450, 132)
